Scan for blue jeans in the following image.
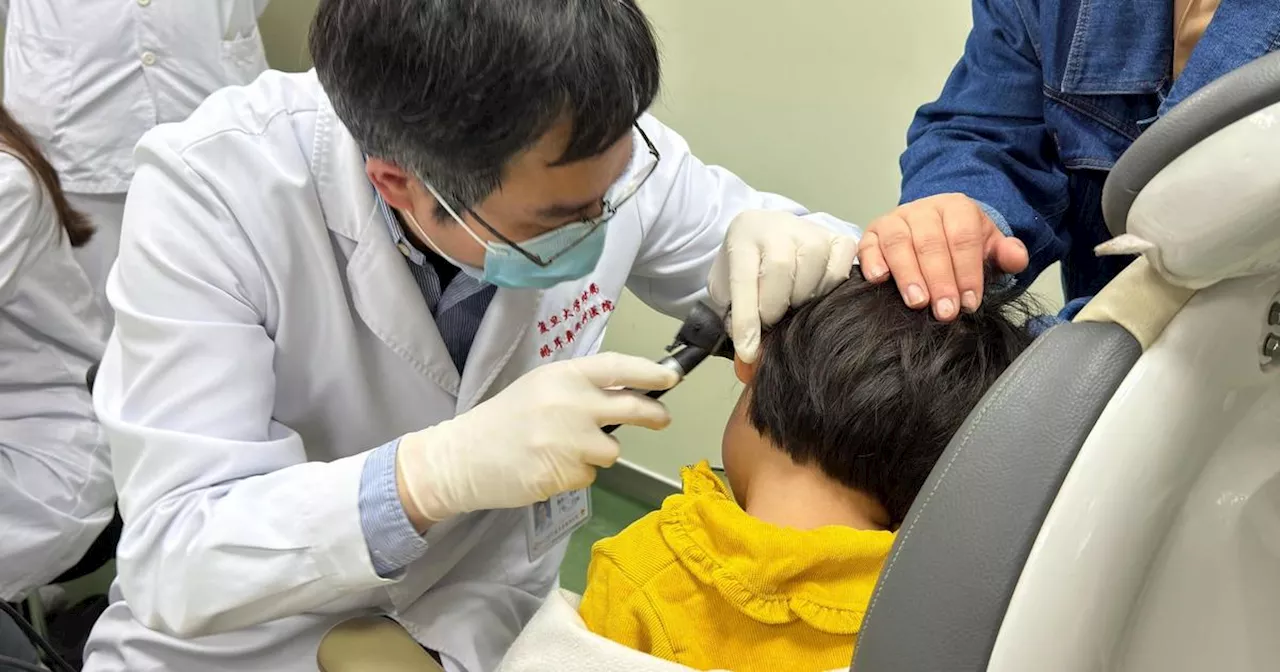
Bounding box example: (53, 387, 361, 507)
(1027, 296, 1092, 338)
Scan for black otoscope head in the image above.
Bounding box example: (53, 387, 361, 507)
(668, 301, 734, 360)
(600, 301, 732, 435)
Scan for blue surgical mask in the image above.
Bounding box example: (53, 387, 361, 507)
(401, 208, 607, 289)
(413, 184, 610, 290)
(404, 125, 659, 289)
(478, 221, 607, 289)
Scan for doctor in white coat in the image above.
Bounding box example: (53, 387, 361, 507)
(0, 107, 113, 603)
(1, 0, 271, 320)
(83, 1, 862, 670)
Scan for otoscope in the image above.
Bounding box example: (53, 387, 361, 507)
(602, 301, 735, 434)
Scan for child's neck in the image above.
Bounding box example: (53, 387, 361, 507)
(737, 448, 889, 532)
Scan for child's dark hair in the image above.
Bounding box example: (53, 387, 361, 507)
(746, 270, 1037, 528)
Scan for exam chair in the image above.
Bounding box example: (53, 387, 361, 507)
(852, 50, 1280, 672)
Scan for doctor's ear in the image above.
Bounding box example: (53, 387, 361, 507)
(365, 158, 416, 211)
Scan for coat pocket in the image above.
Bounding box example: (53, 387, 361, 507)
(220, 24, 269, 86)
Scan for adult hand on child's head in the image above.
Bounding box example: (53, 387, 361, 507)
(857, 193, 1029, 321)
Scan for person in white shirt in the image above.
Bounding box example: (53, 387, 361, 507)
(79, 1, 876, 670)
(1, 0, 271, 320)
(0, 104, 114, 605)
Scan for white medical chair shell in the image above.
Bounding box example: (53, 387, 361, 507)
(1105, 102, 1280, 288)
(853, 50, 1280, 672)
(990, 274, 1280, 672)
(991, 61, 1280, 671)
(1100, 49, 1280, 288)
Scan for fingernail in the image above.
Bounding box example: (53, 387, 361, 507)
(961, 291, 979, 313)
(905, 284, 927, 306)
(865, 264, 886, 280)
(936, 298, 956, 320)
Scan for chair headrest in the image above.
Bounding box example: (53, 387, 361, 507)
(1103, 51, 1280, 236)
(1101, 51, 1280, 288)
(1098, 99, 1280, 288)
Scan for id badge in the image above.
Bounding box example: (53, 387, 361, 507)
(526, 488, 592, 561)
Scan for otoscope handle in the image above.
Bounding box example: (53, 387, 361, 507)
(601, 388, 671, 435)
(599, 344, 711, 435)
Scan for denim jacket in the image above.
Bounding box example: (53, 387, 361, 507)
(900, 0, 1280, 303)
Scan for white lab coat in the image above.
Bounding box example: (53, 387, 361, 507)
(82, 69, 853, 672)
(1, 0, 270, 193)
(0, 151, 113, 602)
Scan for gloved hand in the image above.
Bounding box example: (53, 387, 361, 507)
(708, 210, 859, 363)
(395, 352, 679, 524)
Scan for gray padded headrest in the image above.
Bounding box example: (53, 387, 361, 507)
(1103, 50, 1280, 237)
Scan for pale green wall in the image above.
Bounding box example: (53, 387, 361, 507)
(5, 1, 1064, 482)
(259, 0, 317, 71)
(620, 1, 950, 481)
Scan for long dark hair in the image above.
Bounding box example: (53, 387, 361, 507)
(0, 105, 93, 247)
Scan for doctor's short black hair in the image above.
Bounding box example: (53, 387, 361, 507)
(746, 269, 1038, 529)
(311, 0, 660, 216)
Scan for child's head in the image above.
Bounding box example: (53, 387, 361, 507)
(721, 271, 1036, 529)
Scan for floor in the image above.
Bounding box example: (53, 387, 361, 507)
(560, 486, 655, 594)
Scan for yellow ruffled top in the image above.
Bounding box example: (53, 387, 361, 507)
(579, 461, 894, 671)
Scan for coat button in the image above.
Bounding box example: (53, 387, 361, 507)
(141, 51, 157, 66)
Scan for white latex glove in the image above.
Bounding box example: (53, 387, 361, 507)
(708, 211, 859, 363)
(395, 352, 679, 523)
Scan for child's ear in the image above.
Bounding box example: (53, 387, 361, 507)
(733, 356, 757, 384)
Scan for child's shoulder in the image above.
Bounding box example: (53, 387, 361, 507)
(587, 462, 730, 588)
(589, 507, 675, 587)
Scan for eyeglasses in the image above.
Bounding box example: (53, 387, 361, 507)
(462, 124, 661, 268)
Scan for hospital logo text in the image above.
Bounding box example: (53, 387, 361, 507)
(537, 283, 614, 358)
